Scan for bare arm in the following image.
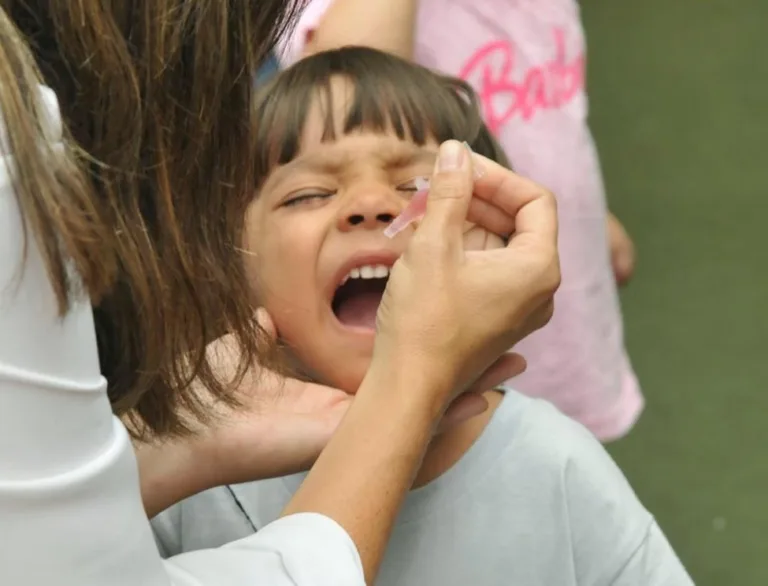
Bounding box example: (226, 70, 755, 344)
(283, 142, 561, 581)
(137, 322, 524, 521)
(304, 0, 418, 59)
(283, 364, 440, 582)
(135, 435, 208, 519)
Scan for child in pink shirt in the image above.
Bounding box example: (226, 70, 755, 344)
(277, 0, 643, 441)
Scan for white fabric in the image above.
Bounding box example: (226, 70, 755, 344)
(154, 393, 694, 586)
(0, 86, 364, 586)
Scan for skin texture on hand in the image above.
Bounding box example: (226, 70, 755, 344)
(373, 145, 559, 399)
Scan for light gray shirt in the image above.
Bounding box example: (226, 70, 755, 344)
(152, 392, 694, 586)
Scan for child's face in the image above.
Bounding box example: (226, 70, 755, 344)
(245, 81, 503, 393)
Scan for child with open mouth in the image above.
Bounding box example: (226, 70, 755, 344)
(152, 47, 691, 586)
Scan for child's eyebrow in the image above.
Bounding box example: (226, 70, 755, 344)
(268, 148, 436, 186)
(265, 157, 344, 188)
(385, 150, 437, 170)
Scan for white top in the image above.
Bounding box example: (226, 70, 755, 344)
(0, 87, 364, 586)
(154, 392, 694, 586)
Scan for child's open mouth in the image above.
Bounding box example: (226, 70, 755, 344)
(331, 264, 391, 331)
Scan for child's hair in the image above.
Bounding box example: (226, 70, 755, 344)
(252, 46, 510, 184)
(1, 1, 305, 439)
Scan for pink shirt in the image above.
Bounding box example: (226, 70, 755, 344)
(278, 0, 643, 441)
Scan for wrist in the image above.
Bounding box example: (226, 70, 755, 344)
(360, 353, 456, 433)
(134, 432, 215, 518)
(283, 354, 452, 582)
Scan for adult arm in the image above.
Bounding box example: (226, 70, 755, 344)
(137, 312, 525, 520)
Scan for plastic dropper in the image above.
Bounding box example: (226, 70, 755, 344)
(383, 176, 430, 239)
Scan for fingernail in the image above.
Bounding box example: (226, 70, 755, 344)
(472, 156, 487, 179)
(462, 141, 486, 179)
(437, 140, 466, 171)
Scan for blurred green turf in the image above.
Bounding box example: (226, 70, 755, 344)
(580, 1, 768, 584)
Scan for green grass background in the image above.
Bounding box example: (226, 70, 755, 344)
(581, 1, 768, 584)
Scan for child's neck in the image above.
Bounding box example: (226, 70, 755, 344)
(412, 389, 504, 488)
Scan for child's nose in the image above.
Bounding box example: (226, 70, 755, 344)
(337, 189, 402, 232)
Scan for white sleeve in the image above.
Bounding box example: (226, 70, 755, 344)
(0, 87, 364, 586)
(276, 0, 334, 66)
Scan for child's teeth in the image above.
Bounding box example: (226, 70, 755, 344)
(344, 264, 391, 282)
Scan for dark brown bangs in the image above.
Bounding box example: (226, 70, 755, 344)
(253, 46, 509, 184)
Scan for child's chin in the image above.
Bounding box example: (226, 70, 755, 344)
(286, 345, 372, 394)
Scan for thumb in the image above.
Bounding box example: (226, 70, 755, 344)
(418, 140, 475, 246)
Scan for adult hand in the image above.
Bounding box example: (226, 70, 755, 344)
(281, 141, 558, 581)
(135, 309, 525, 518)
(607, 211, 636, 286)
(373, 140, 560, 417)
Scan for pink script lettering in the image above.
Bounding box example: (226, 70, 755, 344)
(458, 28, 585, 134)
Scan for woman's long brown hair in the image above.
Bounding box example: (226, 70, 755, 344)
(1, 0, 305, 438)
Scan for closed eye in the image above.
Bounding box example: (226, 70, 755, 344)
(282, 191, 335, 207)
(396, 177, 428, 193)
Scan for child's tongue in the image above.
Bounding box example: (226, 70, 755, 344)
(336, 290, 382, 330)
